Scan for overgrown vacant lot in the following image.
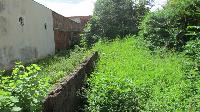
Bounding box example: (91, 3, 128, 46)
(85, 36, 200, 112)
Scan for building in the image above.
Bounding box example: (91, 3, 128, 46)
(68, 16, 91, 30)
(0, 0, 91, 69)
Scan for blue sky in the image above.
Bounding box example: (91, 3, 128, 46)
(34, 0, 167, 17)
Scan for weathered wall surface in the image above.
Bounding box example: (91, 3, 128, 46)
(53, 12, 81, 50)
(0, 0, 55, 69)
(43, 52, 98, 112)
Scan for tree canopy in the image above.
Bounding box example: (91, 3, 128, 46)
(82, 0, 152, 45)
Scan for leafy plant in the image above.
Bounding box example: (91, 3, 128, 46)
(0, 90, 20, 112)
(0, 62, 49, 112)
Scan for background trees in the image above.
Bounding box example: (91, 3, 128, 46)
(81, 0, 152, 46)
(139, 0, 200, 72)
(139, 0, 200, 50)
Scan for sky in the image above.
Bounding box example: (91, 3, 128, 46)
(34, 0, 167, 17)
(151, 0, 168, 11)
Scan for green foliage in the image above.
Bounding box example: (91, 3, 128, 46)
(38, 46, 92, 84)
(0, 90, 20, 112)
(84, 36, 200, 111)
(80, 21, 100, 47)
(0, 62, 49, 112)
(82, 0, 152, 46)
(139, 2, 200, 110)
(93, 0, 136, 38)
(0, 47, 92, 112)
(139, 0, 200, 50)
(185, 25, 200, 64)
(184, 25, 200, 88)
(185, 40, 200, 64)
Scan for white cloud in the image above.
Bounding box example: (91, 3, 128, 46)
(34, 0, 96, 17)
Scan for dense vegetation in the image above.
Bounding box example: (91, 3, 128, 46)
(139, 0, 200, 66)
(139, 0, 200, 98)
(0, 47, 92, 112)
(0, 0, 199, 111)
(140, 0, 200, 50)
(81, 0, 152, 46)
(84, 37, 199, 111)
(83, 0, 200, 111)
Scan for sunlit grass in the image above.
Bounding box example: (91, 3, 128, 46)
(85, 36, 199, 111)
(37, 46, 92, 85)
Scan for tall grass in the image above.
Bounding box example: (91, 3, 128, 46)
(84, 36, 199, 111)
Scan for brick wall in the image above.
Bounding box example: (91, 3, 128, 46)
(52, 12, 81, 50)
(68, 16, 91, 31)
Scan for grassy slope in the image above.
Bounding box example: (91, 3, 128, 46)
(85, 36, 199, 111)
(37, 47, 92, 85)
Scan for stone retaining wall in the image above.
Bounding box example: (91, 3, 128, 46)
(42, 52, 98, 112)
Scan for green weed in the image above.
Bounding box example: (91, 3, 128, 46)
(37, 46, 92, 84)
(84, 36, 200, 111)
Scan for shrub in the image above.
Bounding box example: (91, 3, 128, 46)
(0, 88, 20, 112)
(139, 0, 200, 50)
(139, 2, 200, 110)
(185, 40, 200, 64)
(185, 26, 200, 65)
(0, 62, 49, 112)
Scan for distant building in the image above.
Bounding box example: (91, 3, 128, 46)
(52, 12, 81, 50)
(68, 16, 91, 30)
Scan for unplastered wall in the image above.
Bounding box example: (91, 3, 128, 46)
(0, 0, 55, 69)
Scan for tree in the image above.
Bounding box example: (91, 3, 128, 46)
(82, 0, 152, 45)
(139, 0, 200, 50)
